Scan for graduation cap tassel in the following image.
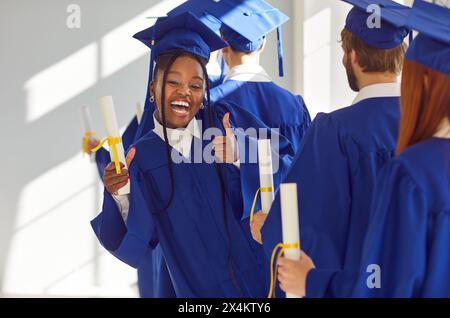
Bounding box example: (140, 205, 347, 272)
(144, 33, 156, 113)
(249, 187, 274, 222)
(91, 136, 123, 175)
(149, 33, 156, 82)
(277, 26, 284, 77)
(268, 242, 300, 298)
(218, 54, 226, 84)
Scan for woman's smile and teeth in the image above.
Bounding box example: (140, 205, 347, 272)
(169, 100, 191, 117)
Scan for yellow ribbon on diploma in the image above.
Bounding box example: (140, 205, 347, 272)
(249, 187, 274, 222)
(82, 131, 96, 154)
(91, 136, 123, 174)
(268, 242, 300, 298)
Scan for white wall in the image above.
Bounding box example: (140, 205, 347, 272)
(264, 0, 357, 119)
(302, 0, 356, 118)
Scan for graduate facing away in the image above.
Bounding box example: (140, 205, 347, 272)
(347, 0, 450, 297)
(265, 0, 450, 298)
(253, 0, 411, 297)
(91, 12, 275, 298)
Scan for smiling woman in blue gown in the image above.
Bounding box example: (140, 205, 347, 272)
(90, 12, 273, 298)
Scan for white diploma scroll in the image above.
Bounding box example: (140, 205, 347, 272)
(99, 96, 130, 195)
(280, 183, 301, 298)
(81, 106, 95, 162)
(258, 139, 275, 214)
(136, 102, 143, 125)
(81, 105, 93, 133)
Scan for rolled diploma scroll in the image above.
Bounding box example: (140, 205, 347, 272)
(81, 106, 95, 162)
(136, 102, 143, 125)
(81, 105, 93, 132)
(99, 96, 130, 195)
(258, 139, 275, 213)
(280, 183, 301, 298)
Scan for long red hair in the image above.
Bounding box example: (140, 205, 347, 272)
(397, 60, 450, 154)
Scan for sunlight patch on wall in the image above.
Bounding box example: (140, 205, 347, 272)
(101, 0, 186, 78)
(25, 43, 98, 123)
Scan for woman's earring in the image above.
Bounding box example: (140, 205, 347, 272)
(200, 103, 205, 109)
(150, 96, 155, 103)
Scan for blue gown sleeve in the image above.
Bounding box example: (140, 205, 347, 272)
(91, 163, 158, 269)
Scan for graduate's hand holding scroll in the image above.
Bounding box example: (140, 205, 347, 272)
(82, 137, 101, 155)
(250, 210, 268, 244)
(104, 147, 136, 195)
(213, 113, 239, 163)
(277, 251, 315, 297)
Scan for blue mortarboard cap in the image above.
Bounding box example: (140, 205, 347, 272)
(134, 11, 227, 81)
(134, 11, 226, 61)
(189, 0, 289, 77)
(343, 0, 411, 49)
(405, 0, 450, 76)
(166, 0, 222, 35)
(166, 1, 227, 84)
(133, 12, 228, 113)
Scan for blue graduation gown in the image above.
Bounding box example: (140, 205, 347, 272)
(261, 97, 400, 297)
(208, 68, 225, 89)
(211, 80, 311, 154)
(91, 106, 268, 297)
(347, 138, 450, 297)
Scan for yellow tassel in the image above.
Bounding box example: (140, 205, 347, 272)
(249, 187, 273, 222)
(91, 136, 123, 174)
(82, 131, 96, 154)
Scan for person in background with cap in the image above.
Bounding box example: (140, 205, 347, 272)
(167, 0, 310, 154)
(91, 12, 275, 297)
(251, 0, 411, 297)
(206, 0, 311, 154)
(278, 0, 450, 298)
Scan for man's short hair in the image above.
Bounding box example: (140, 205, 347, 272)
(340, 28, 406, 75)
